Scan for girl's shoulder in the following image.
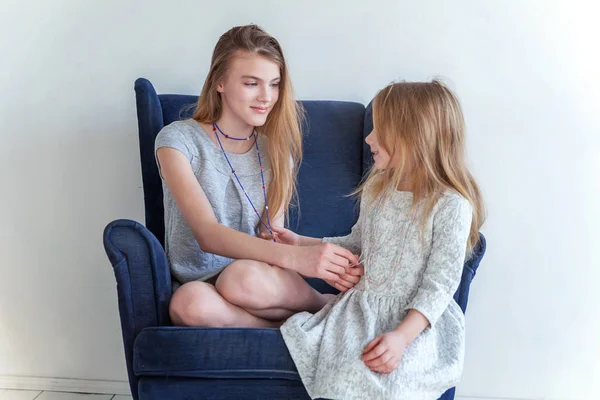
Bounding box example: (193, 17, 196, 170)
(438, 189, 468, 204)
(157, 119, 208, 142)
(155, 119, 214, 157)
(433, 190, 472, 221)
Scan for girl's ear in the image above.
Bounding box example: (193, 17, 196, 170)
(216, 75, 227, 93)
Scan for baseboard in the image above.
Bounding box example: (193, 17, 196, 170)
(0, 375, 130, 395)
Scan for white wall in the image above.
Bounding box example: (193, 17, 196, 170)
(1, 1, 598, 399)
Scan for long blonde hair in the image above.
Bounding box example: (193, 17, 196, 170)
(358, 80, 485, 253)
(193, 24, 303, 224)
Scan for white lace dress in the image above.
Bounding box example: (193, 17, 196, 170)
(280, 190, 473, 400)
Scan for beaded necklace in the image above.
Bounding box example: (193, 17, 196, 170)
(213, 122, 255, 141)
(212, 122, 274, 240)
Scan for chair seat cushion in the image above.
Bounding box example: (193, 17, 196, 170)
(133, 327, 301, 381)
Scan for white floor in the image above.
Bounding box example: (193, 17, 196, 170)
(0, 391, 132, 400)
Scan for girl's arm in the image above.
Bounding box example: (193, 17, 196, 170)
(406, 195, 473, 329)
(266, 207, 364, 293)
(393, 309, 429, 343)
(157, 147, 354, 282)
(362, 195, 472, 374)
(268, 204, 363, 251)
(297, 235, 322, 246)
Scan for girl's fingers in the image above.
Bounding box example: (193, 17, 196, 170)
(325, 279, 347, 293)
(362, 336, 382, 355)
(362, 342, 387, 362)
(340, 273, 360, 284)
(370, 364, 395, 374)
(322, 270, 342, 284)
(333, 282, 349, 293)
(337, 280, 353, 290)
(325, 262, 346, 277)
(347, 264, 364, 276)
(331, 246, 355, 264)
(364, 351, 393, 368)
(330, 253, 351, 268)
(335, 275, 355, 288)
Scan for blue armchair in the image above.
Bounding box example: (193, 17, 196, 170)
(103, 78, 486, 400)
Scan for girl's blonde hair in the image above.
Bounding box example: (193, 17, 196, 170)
(358, 80, 485, 253)
(193, 24, 303, 224)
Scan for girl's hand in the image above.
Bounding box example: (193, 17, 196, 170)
(259, 226, 301, 246)
(289, 243, 355, 282)
(274, 226, 301, 246)
(362, 331, 408, 374)
(328, 263, 364, 293)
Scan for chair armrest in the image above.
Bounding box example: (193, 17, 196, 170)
(103, 219, 172, 399)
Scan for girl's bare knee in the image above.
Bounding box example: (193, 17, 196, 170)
(216, 260, 275, 308)
(169, 282, 226, 327)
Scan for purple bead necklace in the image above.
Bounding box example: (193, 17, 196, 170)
(212, 122, 274, 240)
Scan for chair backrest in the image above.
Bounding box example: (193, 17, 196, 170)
(134, 78, 369, 244)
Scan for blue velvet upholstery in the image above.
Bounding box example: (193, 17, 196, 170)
(102, 78, 486, 399)
(288, 101, 364, 238)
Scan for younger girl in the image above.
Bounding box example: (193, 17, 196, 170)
(277, 81, 485, 399)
